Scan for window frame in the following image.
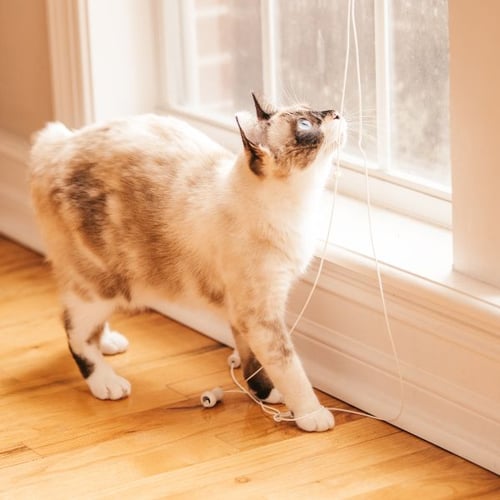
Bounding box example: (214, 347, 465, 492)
(156, 0, 451, 228)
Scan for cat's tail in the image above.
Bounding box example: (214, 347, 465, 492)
(31, 122, 73, 157)
(30, 122, 73, 173)
(29, 121, 75, 202)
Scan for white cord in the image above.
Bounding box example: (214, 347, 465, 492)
(350, 0, 404, 422)
(229, 363, 292, 422)
(288, 0, 352, 337)
(230, 0, 405, 426)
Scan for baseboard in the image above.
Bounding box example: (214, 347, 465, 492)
(0, 129, 44, 252)
(0, 129, 498, 473)
(291, 312, 500, 475)
(288, 256, 500, 474)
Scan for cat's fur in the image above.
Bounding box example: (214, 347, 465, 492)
(30, 95, 346, 432)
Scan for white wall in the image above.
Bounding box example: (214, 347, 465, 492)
(0, 0, 52, 251)
(450, 0, 500, 288)
(0, 0, 53, 138)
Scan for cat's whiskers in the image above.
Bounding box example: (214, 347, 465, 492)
(280, 84, 304, 108)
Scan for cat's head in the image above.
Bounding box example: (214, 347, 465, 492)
(235, 93, 346, 179)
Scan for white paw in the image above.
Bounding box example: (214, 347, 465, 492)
(100, 326, 129, 355)
(262, 388, 284, 404)
(87, 369, 131, 400)
(295, 406, 335, 432)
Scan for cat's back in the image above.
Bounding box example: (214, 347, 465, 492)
(29, 114, 233, 279)
(30, 114, 232, 219)
(30, 114, 228, 182)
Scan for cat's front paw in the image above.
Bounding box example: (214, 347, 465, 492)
(87, 369, 131, 400)
(295, 406, 334, 432)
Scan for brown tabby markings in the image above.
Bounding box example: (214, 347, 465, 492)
(68, 165, 108, 251)
(62, 309, 72, 333)
(258, 318, 293, 358)
(196, 272, 225, 305)
(72, 253, 131, 301)
(72, 283, 92, 301)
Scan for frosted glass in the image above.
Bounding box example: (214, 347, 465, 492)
(389, 0, 450, 187)
(173, 0, 450, 190)
(276, 0, 377, 162)
(181, 0, 262, 115)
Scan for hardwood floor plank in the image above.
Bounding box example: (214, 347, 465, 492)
(90, 421, 424, 499)
(0, 444, 42, 470)
(0, 419, 388, 499)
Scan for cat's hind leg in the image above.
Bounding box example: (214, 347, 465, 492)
(63, 295, 131, 400)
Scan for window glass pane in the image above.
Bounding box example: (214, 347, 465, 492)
(177, 0, 262, 116)
(277, 0, 377, 163)
(168, 0, 450, 193)
(389, 0, 450, 188)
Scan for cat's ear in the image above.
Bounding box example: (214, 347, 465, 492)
(235, 115, 269, 177)
(251, 92, 275, 121)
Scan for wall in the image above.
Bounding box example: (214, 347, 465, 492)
(0, 0, 52, 250)
(0, 0, 53, 139)
(450, 0, 500, 288)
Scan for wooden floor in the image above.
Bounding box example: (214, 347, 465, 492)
(0, 236, 498, 499)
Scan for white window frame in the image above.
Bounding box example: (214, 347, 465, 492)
(156, 0, 451, 228)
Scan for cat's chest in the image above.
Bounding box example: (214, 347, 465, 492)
(275, 202, 320, 261)
(255, 216, 319, 276)
(289, 222, 318, 274)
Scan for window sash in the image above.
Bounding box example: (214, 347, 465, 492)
(157, 0, 451, 228)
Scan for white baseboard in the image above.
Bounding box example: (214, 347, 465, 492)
(290, 254, 500, 474)
(0, 129, 498, 473)
(296, 326, 500, 475)
(0, 130, 44, 252)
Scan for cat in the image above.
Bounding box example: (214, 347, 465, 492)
(29, 94, 346, 432)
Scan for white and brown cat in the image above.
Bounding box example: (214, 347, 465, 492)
(30, 94, 346, 431)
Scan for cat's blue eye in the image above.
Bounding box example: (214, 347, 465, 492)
(297, 118, 312, 131)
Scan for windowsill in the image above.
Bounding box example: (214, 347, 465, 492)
(317, 190, 500, 313)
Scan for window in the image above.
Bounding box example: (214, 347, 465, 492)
(158, 0, 450, 225)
